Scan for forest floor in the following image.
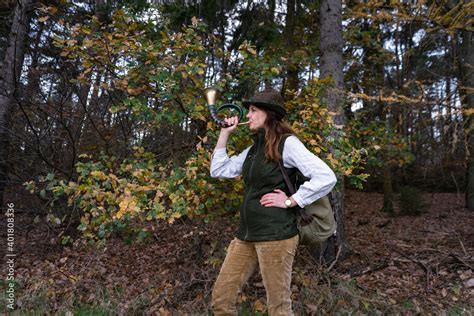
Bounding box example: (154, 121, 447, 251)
(2, 190, 473, 315)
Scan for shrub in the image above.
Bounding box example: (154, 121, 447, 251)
(398, 186, 426, 215)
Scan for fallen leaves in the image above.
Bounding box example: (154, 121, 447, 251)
(11, 191, 474, 314)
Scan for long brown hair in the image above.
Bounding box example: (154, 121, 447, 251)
(262, 109, 295, 162)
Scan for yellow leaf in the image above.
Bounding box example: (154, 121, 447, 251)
(463, 108, 474, 116)
(254, 299, 266, 312)
(326, 153, 339, 167)
(344, 167, 353, 176)
(117, 196, 137, 219)
(38, 16, 49, 22)
(47, 6, 58, 14)
(90, 170, 107, 180)
(127, 87, 141, 95)
(132, 170, 143, 178)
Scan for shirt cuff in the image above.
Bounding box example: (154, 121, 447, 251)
(291, 193, 306, 208)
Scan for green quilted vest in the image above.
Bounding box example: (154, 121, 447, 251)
(236, 130, 299, 241)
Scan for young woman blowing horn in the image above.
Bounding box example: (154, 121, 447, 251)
(210, 87, 337, 315)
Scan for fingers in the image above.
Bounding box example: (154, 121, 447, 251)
(260, 194, 274, 206)
(221, 116, 239, 133)
(223, 116, 239, 126)
(260, 190, 287, 208)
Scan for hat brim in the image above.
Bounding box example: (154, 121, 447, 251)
(242, 101, 286, 119)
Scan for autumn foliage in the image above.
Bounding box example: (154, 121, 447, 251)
(24, 8, 370, 241)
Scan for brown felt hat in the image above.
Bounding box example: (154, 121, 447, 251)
(242, 88, 286, 120)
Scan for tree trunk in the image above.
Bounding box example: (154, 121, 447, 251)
(319, 0, 350, 260)
(25, 21, 44, 97)
(382, 164, 394, 212)
(283, 0, 299, 94)
(458, 24, 474, 210)
(0, 0, 31, 208)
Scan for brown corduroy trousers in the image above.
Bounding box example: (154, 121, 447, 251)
(211, 235, 299, 315)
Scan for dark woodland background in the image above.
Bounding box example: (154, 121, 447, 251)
(0, 0, 472, 314)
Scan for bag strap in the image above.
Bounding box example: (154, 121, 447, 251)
(277, 160, 295, 195)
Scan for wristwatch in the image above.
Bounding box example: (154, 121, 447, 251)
(284, 198, 292, 208)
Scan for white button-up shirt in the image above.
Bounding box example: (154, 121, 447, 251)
(210, 135, 337, 208)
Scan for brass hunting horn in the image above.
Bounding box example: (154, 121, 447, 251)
(203, 87, 248, 127)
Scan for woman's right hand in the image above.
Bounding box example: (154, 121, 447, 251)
(221, 116, 239, 134)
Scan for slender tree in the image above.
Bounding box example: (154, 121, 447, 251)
(0, 0, 32, 208)
(283, 0, 299, 93)
(458, 13, 473, 210)
(320, 0, 350, 259)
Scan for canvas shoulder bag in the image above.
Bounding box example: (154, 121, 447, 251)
(277, 142, 337, 246)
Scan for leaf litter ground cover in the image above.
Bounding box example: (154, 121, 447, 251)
(3, 190, 473, 314)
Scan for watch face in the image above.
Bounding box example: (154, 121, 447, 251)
(285, 199, 292, 206)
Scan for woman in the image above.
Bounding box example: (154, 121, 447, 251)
(210, 87, 337, 315)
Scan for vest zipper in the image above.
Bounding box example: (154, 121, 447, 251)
(243, 135, 260, 241)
